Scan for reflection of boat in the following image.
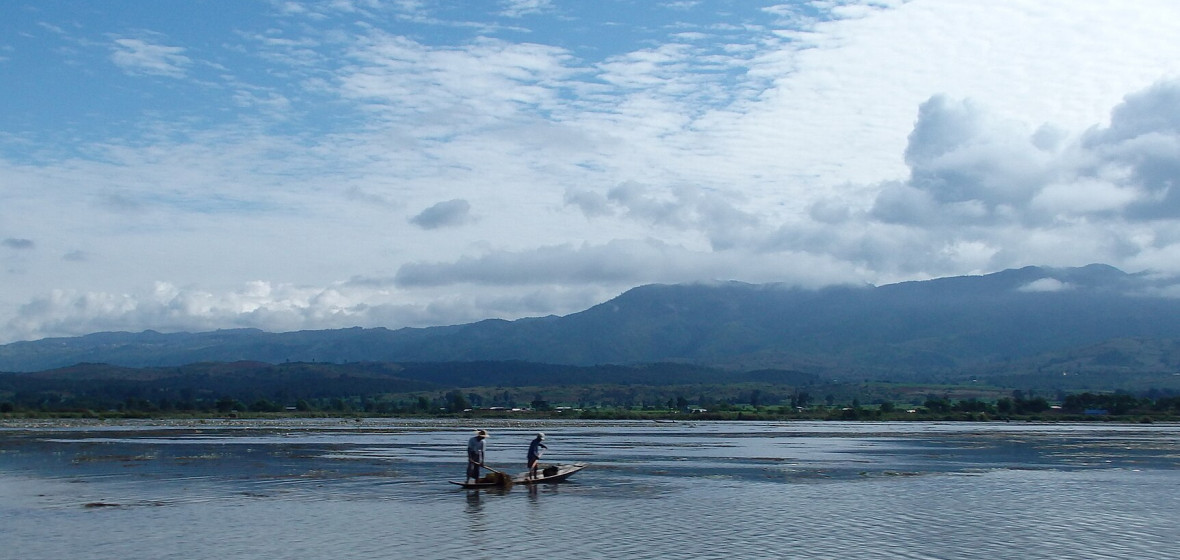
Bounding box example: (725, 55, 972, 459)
(449, 479, 509, 489)
(449, 463, 586, 489)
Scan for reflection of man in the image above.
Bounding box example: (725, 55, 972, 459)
(467, 429, 488, 483)
(527, 432, 548, 479)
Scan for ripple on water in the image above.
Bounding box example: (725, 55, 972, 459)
(3, 420, 1179, 559)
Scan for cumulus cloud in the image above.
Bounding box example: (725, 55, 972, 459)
(840, 78, 1180, 278)
(1030, 179, 1138, 216)
(409, 199, 473, 229)
(899, 95, 1054, 213)
(1087, 80, 1180, 145)
(1082, 80, 1180, 219)
(624, 77, 1180, 287)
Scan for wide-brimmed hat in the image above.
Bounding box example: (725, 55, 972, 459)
(476, 429, 488, 437)
(536, 432, 545, 439)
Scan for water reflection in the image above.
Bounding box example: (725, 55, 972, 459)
(464, 490, 484, 521)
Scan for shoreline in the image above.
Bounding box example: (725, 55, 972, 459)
(2, 408, 1174, 424)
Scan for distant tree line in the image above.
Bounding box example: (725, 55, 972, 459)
(2, 361, 1180, 420)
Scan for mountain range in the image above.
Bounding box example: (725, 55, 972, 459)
(3, 264, 1180, 386)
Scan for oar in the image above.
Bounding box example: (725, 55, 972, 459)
(478, 462, 508, 475)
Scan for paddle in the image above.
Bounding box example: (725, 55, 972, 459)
(479, 462, 507, 476)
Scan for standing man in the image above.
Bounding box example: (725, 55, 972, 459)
(467, 429, 488, 483)
(527, 432, 548, 479)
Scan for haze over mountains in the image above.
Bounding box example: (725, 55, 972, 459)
(3, 265, 1180, 385)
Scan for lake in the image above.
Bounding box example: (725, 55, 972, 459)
(1, 418, 1177, 559)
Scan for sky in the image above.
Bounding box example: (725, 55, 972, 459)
(3, 0, 1180, 344)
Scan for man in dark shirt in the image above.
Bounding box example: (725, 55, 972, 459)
(527, 432, 548, 479)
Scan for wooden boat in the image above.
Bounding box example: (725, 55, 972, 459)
(449, 463, 586, 489)
(512, 463, 586, 484)
(449, 469, 513, 489)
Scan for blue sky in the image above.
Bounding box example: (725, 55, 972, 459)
(3, 0, 1180, 343)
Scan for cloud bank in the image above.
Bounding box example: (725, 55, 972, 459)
(3, 0, 1180, 343)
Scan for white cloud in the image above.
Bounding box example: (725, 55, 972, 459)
(499, 0, 552, 18)
(839, 78, 1180, 279)
(337, 33, 580, 127)
(6, 0, 1180, 343)
(110, 37, 191, 78)
(1, 277, 625, 342)
(1030, 179, 1138, 216)
(1082, 80, 1180, 219)
(394, 240, 687, 287)
(1019, 278, 1071, 293)
(392, 238, 869, 291)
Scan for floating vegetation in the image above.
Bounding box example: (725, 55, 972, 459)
(72, 453, 157, 464)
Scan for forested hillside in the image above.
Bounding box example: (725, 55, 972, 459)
(3, 265, 1180, 384)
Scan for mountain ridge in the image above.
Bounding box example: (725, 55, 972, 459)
(3, 264, 1180, 378)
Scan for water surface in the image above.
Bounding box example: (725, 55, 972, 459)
(2, 419, 1177, 559)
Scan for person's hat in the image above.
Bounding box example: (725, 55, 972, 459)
(476, 429, 488, 437)
(536, 432, 545, 439)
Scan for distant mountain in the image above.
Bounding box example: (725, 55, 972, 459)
(3, 264, 1180, 381)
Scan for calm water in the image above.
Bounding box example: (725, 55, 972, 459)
(1, 419, 1177, 559)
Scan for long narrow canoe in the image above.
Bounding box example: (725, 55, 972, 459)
(512, 463, 586, 484)
(449, 463, 586, 489)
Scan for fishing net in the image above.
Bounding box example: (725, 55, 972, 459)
(479, 472, 513, 487)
